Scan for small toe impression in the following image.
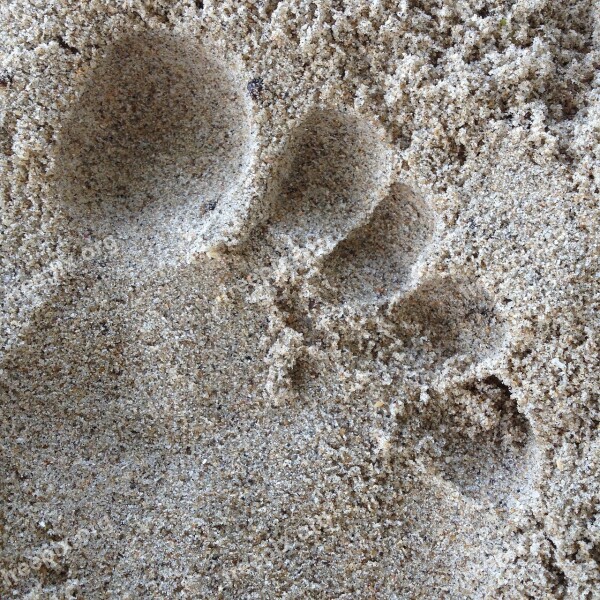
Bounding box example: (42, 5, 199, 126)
(389, 277, 504, 371)
(433, 377, 534, 506)
(322, 183, 435, 304)
(51, 30, 252, 261)
(264, 109, 392, 257)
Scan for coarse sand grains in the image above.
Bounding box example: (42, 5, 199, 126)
(0, 1, 599, 598)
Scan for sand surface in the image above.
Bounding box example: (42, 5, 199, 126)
(0, 1, 599, 598)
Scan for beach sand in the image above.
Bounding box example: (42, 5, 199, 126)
(0, 1, 599, 597)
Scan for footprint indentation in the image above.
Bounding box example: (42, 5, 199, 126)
(322, 183, 435, 304)
(7, 42, 529, 595)
(433, 376, 534, 505)
(51, 31, 252, 260)
(388, 277, 504, 370)
(263, 109, 392, 257)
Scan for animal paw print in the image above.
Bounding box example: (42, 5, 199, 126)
(49, 27, 532, 503)
(2, 28, 535, 596)
(199, 96, 534, 507)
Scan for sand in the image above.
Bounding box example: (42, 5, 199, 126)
(0, 0, 598, 598)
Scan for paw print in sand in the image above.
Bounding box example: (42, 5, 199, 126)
(222, 104, 534, 509)
(1, 29, 536, 596)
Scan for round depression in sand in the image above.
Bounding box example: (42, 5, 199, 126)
(51, 31, 253, 258)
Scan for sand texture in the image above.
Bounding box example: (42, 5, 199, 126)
(0, 1, 599, 598)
